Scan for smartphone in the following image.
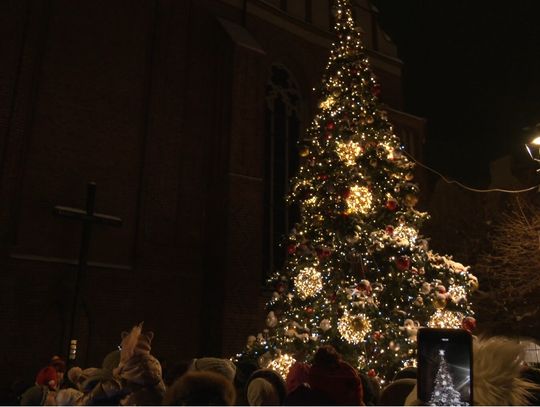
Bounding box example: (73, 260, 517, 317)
(417, 328, 473, 406)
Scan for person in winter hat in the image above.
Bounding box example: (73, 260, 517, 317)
(163, 371, 236, 405)
(233, 359, 259, 406)
(72, 350, 123, 406)
(307, 345, 364, 406)
(285, 362, 310, 395)
(67, 367, 102, 393)
(20, 385, 55, 406)
(189, 357, 237, 383)
(35, 367, 60, 392)
(35, 355, 66, 391)
(246, 369, 287, 406)
(405, 336, 540, 406)
(114, 322, 166, 406)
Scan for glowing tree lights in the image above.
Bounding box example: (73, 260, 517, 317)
(236, 0, 476, 381)
(294, 267, 323, 300)
(338, 311, 372, 344)
(346, 185, 372, 214)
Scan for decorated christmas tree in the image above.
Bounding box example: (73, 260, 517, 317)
(237, 0, 477, 382)
(428, 349, 466, 406)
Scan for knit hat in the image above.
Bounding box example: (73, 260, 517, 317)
(163, 371, 236, 406)
(114, 322, 153, 378)
(246, 369, 287, 406)
(102, 349, 120, 374)
(190, 357, 237, 383)
(247, 378, 280, 406)
(20, 385, 49, 406)
(67, 366, 103, 392)
(285, 362, 310, 394)
(35, 366, 58, 390)
(379, 378, 416, 406)
(119, 353, 164, 387)
(55, 388, 83, 406)
(473, 336, 540, 406)
(113, 322, 165, 394)
(308, 346, 363, 406)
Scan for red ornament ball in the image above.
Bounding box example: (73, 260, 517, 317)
(396, 256, 411, 271)
(316, 247, 332, 260)
(385, 225, 394, 235)
(326, 121, 335, 130)
(368, 369, 377, 377)
(372, 83, 381, 96)
(276, 282, 286, 293)
(462, 316, 477, 332)
(305, 306, 314, 314)
(287, 244, 297, 255)
(386, 199, 398, 211)
(372, 331, 382, 341)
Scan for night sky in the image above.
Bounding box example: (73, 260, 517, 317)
(372, 0, 540, 187)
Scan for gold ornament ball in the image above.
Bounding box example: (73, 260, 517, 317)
(404, 194, 419, 207)
(351, 317, 368, 333)
(366, 116, 375, 124)
(405, 172, 414, 181)
(433, 296, 447, 309)
(468, 275, 479, 292)
(338, 312, 371, 344)
(299, 146, 310, 157)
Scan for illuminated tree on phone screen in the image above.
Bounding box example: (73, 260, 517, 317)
(429, 349, 468, 406)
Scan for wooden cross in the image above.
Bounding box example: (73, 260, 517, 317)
(54, 182, 122, 365)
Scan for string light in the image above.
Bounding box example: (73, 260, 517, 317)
(268, 353, 296, 379)
(346, 185, 372, 214)
(428, 310, 463, 329)
(336, 141, 363, 166)
(294, 267, 323, 299)
(448, 285, 467, 303)
(320, 95, 336, 110)
(338, 310, 372, 344)
(393, 224, 418, 246)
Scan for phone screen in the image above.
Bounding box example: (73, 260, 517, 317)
(417, 328, 472, 406)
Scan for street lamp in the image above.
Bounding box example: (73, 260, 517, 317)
(525, 124, 540, 172)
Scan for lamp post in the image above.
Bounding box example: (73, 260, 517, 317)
(525, 123, 540, 172)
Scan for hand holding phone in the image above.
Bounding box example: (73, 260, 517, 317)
(417, 328, 473, 406)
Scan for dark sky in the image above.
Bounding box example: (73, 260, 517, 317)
(372, 0, 540, 186)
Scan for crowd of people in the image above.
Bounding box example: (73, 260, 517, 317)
(11, 323, 540, 405)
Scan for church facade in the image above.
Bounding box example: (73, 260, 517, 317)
(0, 0, 425, 390)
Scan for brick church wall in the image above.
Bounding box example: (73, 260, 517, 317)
(0, 0, 425, 398)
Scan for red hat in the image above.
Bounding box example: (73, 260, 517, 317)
(308, 361, 364, 405)
(36, 366, 58, 390)
(285, 362, 310, 394)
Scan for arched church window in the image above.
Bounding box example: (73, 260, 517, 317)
(264, 64, 302, 278)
